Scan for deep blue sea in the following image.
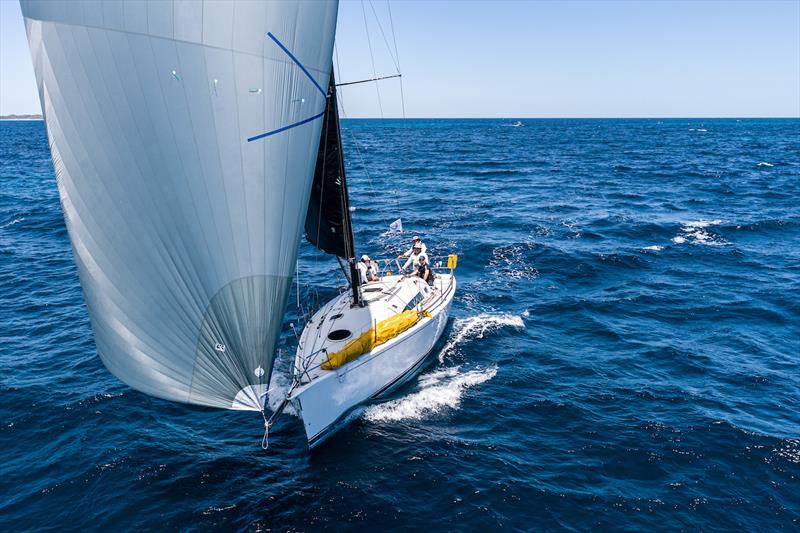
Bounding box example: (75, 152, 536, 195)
(1, 118, 799, 531)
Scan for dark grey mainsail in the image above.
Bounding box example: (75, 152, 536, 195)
(305, 73, 361, 305)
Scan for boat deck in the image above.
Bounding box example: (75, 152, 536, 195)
(294, 273, 453, 384)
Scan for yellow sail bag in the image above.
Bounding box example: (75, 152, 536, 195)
(322, 310, 431, 370)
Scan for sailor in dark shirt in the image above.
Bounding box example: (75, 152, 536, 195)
(416, 254, 435, 286)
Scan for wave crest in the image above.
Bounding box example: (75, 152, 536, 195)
(363, 366, 497, 423)
(439, 313, 525, 363)
(671, 219, 729, 246)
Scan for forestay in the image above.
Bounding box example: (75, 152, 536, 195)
(20, 0, 339, 410)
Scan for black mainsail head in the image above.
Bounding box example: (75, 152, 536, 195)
(305, 73, 361, 305)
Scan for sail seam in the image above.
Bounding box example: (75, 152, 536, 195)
(23, 18, 331, 75)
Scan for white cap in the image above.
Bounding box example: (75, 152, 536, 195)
(361, 254, 370, 261)
(412, 235, 421, 241)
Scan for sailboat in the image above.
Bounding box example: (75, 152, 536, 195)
(21, 0, 456, 449)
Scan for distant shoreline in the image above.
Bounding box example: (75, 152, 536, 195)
(0, 114, 43, 121)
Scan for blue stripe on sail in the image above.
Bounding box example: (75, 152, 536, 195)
(247, 110, 325, 142)
(266, 32, 327, 97)
(247, 32, 328, 142)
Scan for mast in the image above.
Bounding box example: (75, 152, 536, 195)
(330, 82, 361, 307)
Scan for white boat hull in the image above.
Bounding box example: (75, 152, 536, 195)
(289, 274, 455, 448)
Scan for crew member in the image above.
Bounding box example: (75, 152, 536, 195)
(416, 254, 435, 286)
(399, 235, 427, 260)
(401, 243, 424, 271)
(356, 254, 378, 284)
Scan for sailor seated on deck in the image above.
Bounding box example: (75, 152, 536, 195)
(356, 254, 379, 284)
(416, 254, 435, 286)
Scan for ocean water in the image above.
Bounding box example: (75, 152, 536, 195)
(1, 118, 799, 530)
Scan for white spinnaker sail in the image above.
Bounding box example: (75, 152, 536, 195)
(20, 0, 339, 411)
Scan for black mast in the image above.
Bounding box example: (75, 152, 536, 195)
(330, 80, 361, 307)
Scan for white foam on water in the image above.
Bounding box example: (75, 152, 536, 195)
(363, 365, 498, 423)
(642, 245, 664, 251)
(684, 219, 722, 228)
(438, 313, 525, 363)
(772, 439, 800, 464)
(266, 366, 297, 416)
(757, 161, 774, 167)
(489, 242, 539, 280)
(672, 219, 728, 246)
(1, 216, 25, 229)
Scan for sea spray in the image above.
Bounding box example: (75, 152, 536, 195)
(266, 362, 297, 416)
(671, 219, 728, 246)
(363, 366, 498, 423)
(439, 313, 525, 363)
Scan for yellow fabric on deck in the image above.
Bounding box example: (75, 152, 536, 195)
(321, 310, 431, 370)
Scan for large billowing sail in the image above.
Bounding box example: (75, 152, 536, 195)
(305, 73, 349, 258)
(20, 0, 339, 411)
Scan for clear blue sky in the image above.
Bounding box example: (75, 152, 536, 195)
(2, 0, 798, 118)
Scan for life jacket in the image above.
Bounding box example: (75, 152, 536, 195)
(417, 264, 435, 285)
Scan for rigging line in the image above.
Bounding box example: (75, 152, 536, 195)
(334, 42, 344, 85)
(296, 258, 301, 315)
(367, 0, 400, 72)
(336, 74, 402, 87)
(386, 0, 407, 119)
(339, 117, 392, 232)
(360, 0, 384, 119)
(384, 0, 406, 223)
(334, 42, 391, 233)
(344, 122, 392, 232)
(261, 408, 270, 450)
(386, 0, 402, 70)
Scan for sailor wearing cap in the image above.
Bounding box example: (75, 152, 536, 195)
(400, 235, 427, 258)
(356, 254, 379, 284)
(400, 236, 428, 271)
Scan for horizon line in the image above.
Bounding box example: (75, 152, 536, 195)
(3, 114, 799, 121)
(339, 116, 800, 120)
